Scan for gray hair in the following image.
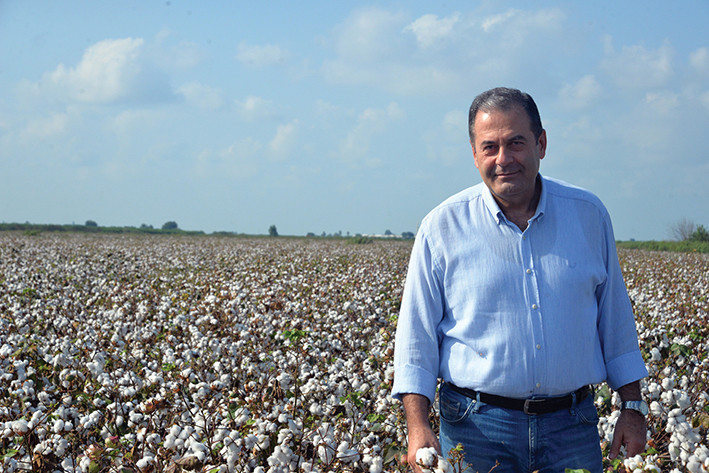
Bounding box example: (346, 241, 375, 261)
(468, 87, 544, 145)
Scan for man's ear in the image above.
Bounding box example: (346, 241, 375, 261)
(537, 130, 547, 160)
(471, 141, 480, 169)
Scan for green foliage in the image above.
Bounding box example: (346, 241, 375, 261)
(85, 220, 98, 227)
(282, 329, 307, 342)
(268, 225, 279, 237)
(0, 222, 204, 236)
(617, 240, 709, 254)
(162, 221, 178, 230)
(691, 224, 709, 242)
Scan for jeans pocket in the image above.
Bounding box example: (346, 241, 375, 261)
(575, 397, 600, 425)
(439, 384, 474, 424)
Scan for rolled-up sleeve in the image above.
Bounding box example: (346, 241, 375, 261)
(596, 212, 648, 390)
(392, 231, 445, 404)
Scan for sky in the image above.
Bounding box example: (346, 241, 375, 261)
(1, 1, 708, 240)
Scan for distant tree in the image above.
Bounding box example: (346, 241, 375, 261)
(402, 231, 415, 239)
(306, 232, 315, 237)
(691, 224, 709, 242)
(384, 229, 393, 236)
(140, 224, 154, 229)
(268, 225, 279, 237)
(669, 218, 696, 241)
(85, 220, 98, 227)
(162, 221, 178, 230)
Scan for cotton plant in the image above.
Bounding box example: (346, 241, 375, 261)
(0, 234, 707, 472)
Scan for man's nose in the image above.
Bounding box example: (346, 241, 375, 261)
(497, 147, 514, 165)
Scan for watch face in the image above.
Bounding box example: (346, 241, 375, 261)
(623, 400, 649, 416)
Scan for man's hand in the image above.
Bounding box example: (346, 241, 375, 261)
(609, 410, 647, 459)
(609, 381, 647, 459)
(401, 393, 442, 472)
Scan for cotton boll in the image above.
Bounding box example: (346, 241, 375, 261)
(416, 447, 438, 467)
(318, 444, 335, 463)
(647, 382, 661, 400)
(650, 401, 663, 417)
(11, 419, 29, 435)
(55, 438, 69, 456)
(676, 392, 692, 411)
(650, 347, 661, 361)
(662, 377, 675, 390)
(368, 456, 383, 473)
(60, 457, 76, 472)
(53, 419, 65, 434)
(686, 455, 702, 473)
(136, 457, 155, 472)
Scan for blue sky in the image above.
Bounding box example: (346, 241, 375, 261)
(1, 1, 708, 240)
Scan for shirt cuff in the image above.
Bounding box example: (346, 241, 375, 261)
(605, 350, 648, 390)
(391, 364, 439, 405)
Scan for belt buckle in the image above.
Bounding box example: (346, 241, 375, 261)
(523, 399, 541, 415)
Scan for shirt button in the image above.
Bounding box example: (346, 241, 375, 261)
(522, 235, 527, 240)
(536, 344, 541, 350)
(532, 304, 538, 310)
(526, 269, 532, 274)
(536, 383, 541, 388)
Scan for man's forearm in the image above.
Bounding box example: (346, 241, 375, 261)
(609, 380, 647, 459)
(616, 380, 642, 401)
(402, 393, 431, 430)
(401, 393, 441, 471)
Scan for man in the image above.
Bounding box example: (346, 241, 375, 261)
(392, 87, 648, 473)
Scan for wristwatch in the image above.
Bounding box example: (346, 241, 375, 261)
(621, 400, 649, 416)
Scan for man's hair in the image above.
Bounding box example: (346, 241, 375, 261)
(468, 87, 544, 145)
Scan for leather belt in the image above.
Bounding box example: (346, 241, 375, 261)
(446, 383, 591, 415)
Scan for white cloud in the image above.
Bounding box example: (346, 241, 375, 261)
(480, 8, 565, 44)
(601, 39, 674, 89)
(645, 90, 679, 113)
(558, 75, 602, 109)
(112, 109, 166, 135)
(404, 13, 460, 48)
(268, 121, 298, 159)
(43, 38, 173, 104)
(236, 42, 289, 68)
(425, 110, 468, 166)
(235, 95, 277, 120)
(340, 102, 403, 164)
(153, 29, 206, 69)
(314, 100, 353, 120)
(178, 82, 225, 109)
(20, 113, 69, 141)
(481, 9, 519, 32)
(689, 47, 709, 76)
(332, 7, 408, 63)
(196, 138, 263, 179)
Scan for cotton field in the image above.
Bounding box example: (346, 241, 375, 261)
(0, 233, 707, 473)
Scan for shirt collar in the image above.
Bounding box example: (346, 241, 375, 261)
(482, 174, 547, 225)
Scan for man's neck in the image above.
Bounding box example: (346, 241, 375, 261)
(493, 176, 542, 231)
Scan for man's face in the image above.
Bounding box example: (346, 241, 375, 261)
(471, 106, 547, 209)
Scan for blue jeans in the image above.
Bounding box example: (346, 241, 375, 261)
(439, 383, 603, 473)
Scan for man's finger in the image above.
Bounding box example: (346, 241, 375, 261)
(608, 432, 622, 459)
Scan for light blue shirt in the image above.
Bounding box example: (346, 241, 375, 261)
(392, 175, 648, 404)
